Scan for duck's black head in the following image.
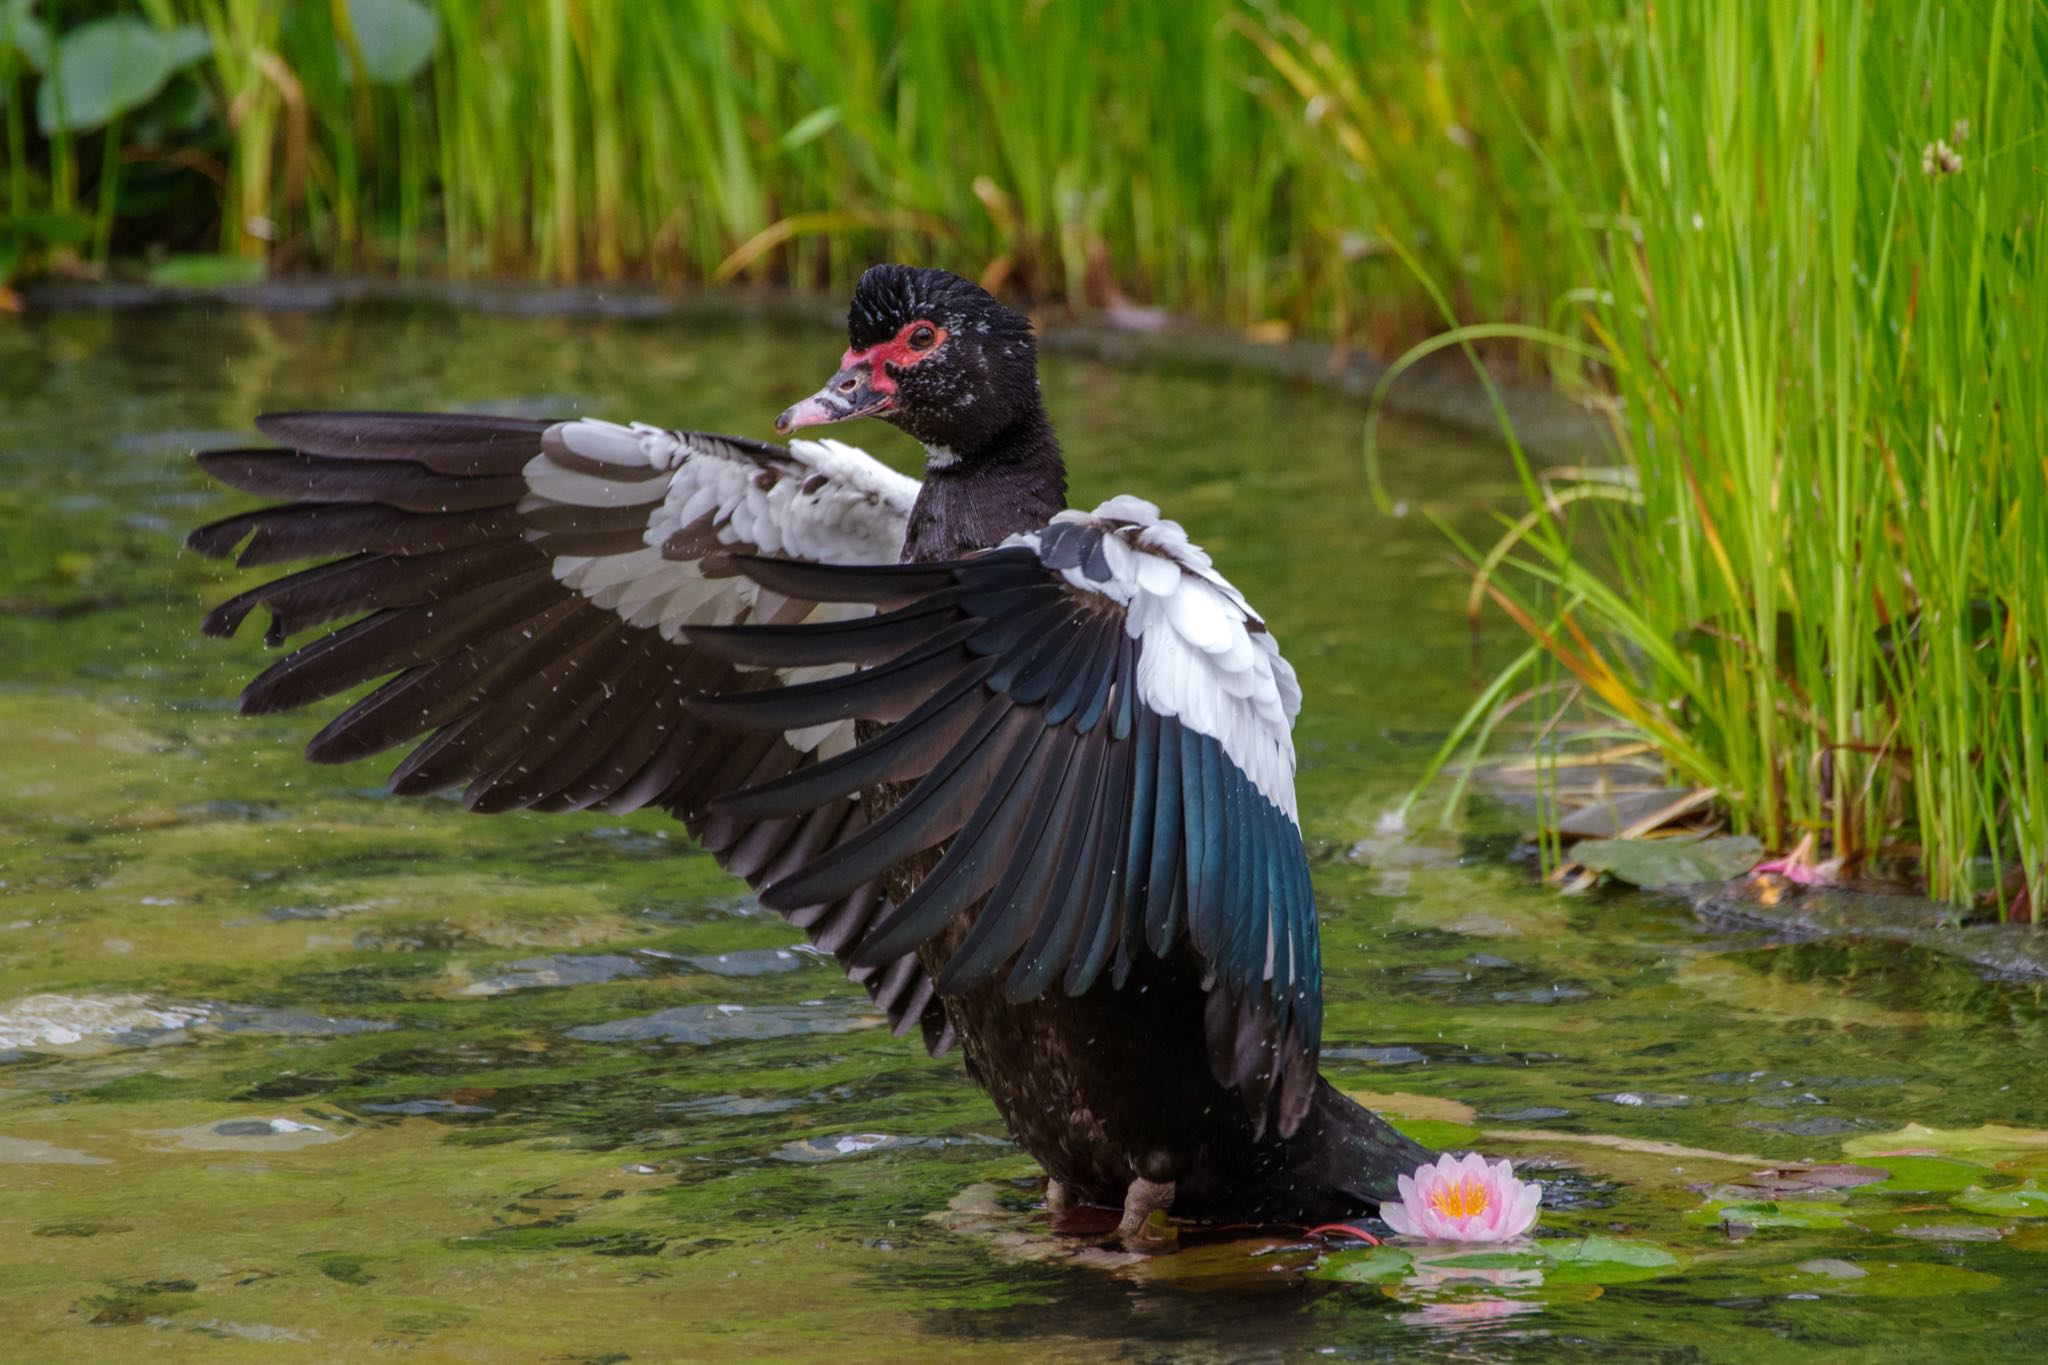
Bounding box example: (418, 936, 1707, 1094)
(777, 265, 1046, 467)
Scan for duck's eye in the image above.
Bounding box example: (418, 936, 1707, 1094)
(907, 324, 937, 351)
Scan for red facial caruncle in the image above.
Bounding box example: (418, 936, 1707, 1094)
(840, 319, 949, 394)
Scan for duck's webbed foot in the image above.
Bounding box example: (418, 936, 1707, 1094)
(1115, 1176, 1178, 1254)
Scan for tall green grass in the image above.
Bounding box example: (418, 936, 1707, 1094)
(1412, 0, 2048, 916)
(4, 0, 1592, 347)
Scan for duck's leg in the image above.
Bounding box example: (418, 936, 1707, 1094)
(1115, 1176, 1177, 1253)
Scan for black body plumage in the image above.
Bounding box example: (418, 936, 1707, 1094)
(187, 265, 1433, 1241)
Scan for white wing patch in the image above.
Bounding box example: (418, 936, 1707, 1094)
(1009, 495, 1303, 823)
(523, 418, 919, 755)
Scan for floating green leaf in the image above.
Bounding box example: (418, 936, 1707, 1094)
(1691, 1200, 1854, 1230)
(35, 18, 209, 134)
(1955, 1183, 2048, 1217)
(1312, 1246, 1414, 1283)
(344, 0, 439, 85)
(1540, 1234, 1681, 1283)
(1317, 1237, 1685, 1290)
(1572, 835, 1764, 887)
(1844, 1123, 2048, 1165)
(1545, 1235, 1679, 1269)
(1428, 1250, 1548, 1271)
(1862, 1156, 1988, 1194)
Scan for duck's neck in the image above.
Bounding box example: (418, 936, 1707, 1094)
(901, 404, 1067, 563)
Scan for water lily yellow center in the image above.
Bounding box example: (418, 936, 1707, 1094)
(1429, 1175, 1491, 1220)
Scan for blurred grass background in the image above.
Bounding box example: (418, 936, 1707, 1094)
(2, 0, 1591, 352)
(4, 0, 2045, 917)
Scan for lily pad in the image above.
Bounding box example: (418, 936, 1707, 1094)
(1318, 1236, 1680, 1290)
(1541, 1234, 1680, 1283)
(1844, 1123, 2048, 1164)
(1573, 835, 1764, 887)
(1861, 1156, 1986, 1194)
(1428, 1250, 1548, 1271)
(1691, 1200, 1854, 1230)
(1955, 1183, 2048, 1217)
(1313, 1246, 1415, 1283)
(1547, 1235, 1678, 1268)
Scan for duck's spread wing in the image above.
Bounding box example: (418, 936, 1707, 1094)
(189, 411, 953, 1052)
(689, 495, 1319, 1136)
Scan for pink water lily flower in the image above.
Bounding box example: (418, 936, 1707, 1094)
(1383, 1153, 1542, 1242)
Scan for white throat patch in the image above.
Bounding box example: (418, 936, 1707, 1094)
(923, 444, 961, 470)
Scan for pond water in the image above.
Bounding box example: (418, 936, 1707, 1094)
(2, 305, 2046, 1361)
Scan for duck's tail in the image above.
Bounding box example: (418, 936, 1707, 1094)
(1186, 1073, 1437, 1224)
(1290, 1076, 1437, 1213)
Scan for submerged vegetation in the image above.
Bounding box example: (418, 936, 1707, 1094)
(3, 0, 2041, 913)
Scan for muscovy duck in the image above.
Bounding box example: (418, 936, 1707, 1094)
(189, 264, 1431, 1247)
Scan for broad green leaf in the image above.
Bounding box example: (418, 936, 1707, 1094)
(1955, 1183, 2048, 1217)
(1844, 1123, 2048, 1164)
(1572, 834, 1763, 887)
(0, 209, 91, 245)
(0, 0, 48, 71)
(161, 26, 210, 69)
(1312, 1246, 1414, 1283)
(146, 254, 266, 287)
(1540, 1235, 1681, 1285)
(1427, 1250, 1547, 1271)
(344, 0, 439, 85)
(1689, 1200, 1853, 1230)
(1544, 1234, 1679, 1269)
(35, 18, 210, 134)
(1861, 1156, 1987, 1194)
